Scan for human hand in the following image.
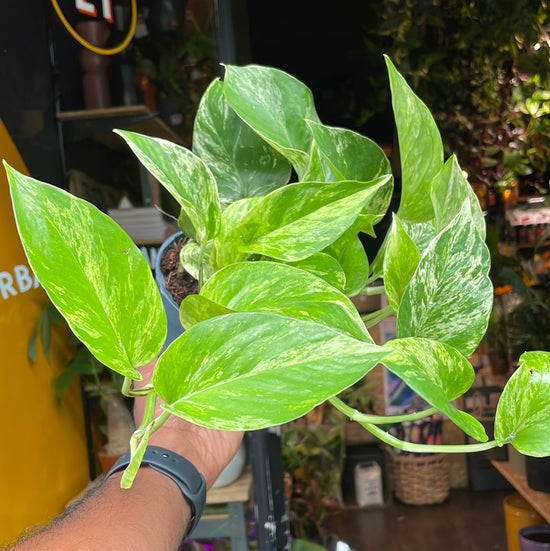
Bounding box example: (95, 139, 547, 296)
(133, 361, 244, 488)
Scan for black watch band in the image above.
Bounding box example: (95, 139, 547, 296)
(104, 445, 207, 536)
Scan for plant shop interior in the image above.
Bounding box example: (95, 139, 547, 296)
(1, 1, 549, 550)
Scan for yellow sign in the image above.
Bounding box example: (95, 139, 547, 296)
(0, 120, 89, 545)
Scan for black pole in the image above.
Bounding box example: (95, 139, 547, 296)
(248, 429, 291, 551)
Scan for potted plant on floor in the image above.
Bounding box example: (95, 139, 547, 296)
(6, 57, 550, 491)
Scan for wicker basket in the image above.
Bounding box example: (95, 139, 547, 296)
(387, 450, 450, 505)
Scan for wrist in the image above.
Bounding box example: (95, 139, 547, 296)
(104, 446, 206, 536)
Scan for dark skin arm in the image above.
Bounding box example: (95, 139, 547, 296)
(11, 362, 244, 551)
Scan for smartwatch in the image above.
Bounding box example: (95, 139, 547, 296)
(105, 445, 207, 536)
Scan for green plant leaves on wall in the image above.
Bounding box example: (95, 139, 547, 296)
(495, 352, 550, 456)
(193, 79, 292, 204)
(154, 312, 389, 430)
(6, 164, 166, 379)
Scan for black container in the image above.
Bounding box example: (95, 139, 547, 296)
(526, 457, 550, 493)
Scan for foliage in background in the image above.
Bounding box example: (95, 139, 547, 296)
(359, 0, 549, 187)
(487, 247, 550, 364)
(134, 29, 217, 142)
(282, 380, 378, 542)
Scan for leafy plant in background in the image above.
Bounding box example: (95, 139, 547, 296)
(282, 415, 346, 542)
(6, 57, 550, 489)
(29, 303, 122, 399)
(359, 0, 549, 187)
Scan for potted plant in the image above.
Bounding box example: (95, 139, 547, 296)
(6, 57, 550, 493)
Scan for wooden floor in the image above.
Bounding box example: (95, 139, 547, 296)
(333, 489, 511, 551)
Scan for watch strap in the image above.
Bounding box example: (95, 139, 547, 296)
(105, 445, 207, 535)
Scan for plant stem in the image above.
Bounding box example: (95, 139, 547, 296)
(329, 396, 437, 424)
(329, 397, 498, 454)
(360, 286, 386, 296)
(121, 376, 154, 397)
(198, 240, 207, 291)
(120, 395, 172, 488)
(358, 420, 498, 454)
(361, 305, 394, 327)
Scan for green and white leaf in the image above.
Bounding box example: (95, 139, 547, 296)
(6, 165, 166, 379)
(383, 214, 421, 311)
(154, 312, 389, 430)
(324, 223, 370, 296)
(495, 352, 550, 456)
(383, 337, 488, 441)
(115, 130, 221, 244)
(385, 55, 443, 223)
(179, 295, 233, 329)
(283, 253, 347, 291)
(431, 155, 486, 239)
(193, 79, 291, 204)
(396, 202, 492, 357)
(199, 262, 371, 342)
(223, 64, 320, 178)
(306, 120, 393, 224)
(227, 177, 389, 263)
(210, 196, 261, 270)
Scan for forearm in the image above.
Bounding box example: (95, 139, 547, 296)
(12, 468, 189, 551)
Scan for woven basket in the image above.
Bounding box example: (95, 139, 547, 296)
(387, 450, 450, 505)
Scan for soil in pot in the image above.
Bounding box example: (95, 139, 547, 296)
(158, 236, 199, 304)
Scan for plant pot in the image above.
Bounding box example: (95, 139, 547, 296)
(155, 231, 186, 350)
(504, 493, 545, 551)
(526, 457, 550, 493)
(519, 525, 550, 550)
(155, 231, 246, 487)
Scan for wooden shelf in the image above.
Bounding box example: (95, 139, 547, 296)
(491, 460, 550, 522)
(57, 105, 185, 148)
(206, 466, 252, 505)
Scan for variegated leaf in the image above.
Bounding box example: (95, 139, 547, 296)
(495, 352, 550, 456)
(396, 202, 492, 357)
(383, 214, 421, 311)
(154, 312, 388, 430)
(193, 79, 291, 204)
(116, 130, 221, 244)
(385, 56, 443, 223)
(223, 64, 320, 178)
(200, 262, 371, 342)
(7, 165, 166, 378)
(383, 337, 487, 441)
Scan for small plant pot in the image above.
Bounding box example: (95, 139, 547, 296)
(519, 525, 550, 550)
(155, 231, 185, 350)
